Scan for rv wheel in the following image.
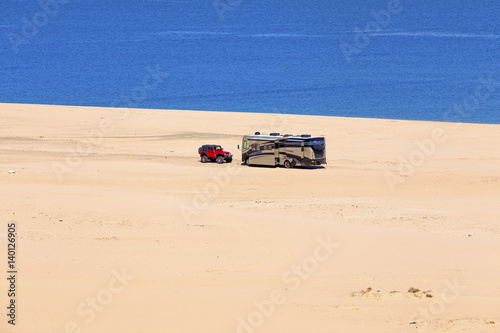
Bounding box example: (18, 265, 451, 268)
(201, 155, 208, 163)
(284, 160, 292, 168)
(216, 156, 224, 164)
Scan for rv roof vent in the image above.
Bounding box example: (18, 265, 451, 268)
(270, 133, 280, 136)
(300, 134, 311, 138)
(283, 134, 292, 137)
(254, 132, 261, 135)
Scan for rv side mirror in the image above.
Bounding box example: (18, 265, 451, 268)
(237, 144, 240, 150)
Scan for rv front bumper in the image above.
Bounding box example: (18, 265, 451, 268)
(313, 159, 326, 165)
(306, 158, 326, 166)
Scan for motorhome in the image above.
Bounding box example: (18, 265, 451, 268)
(240, 132, 326, 168)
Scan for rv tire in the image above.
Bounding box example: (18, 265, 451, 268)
(284, 160, 292, 168)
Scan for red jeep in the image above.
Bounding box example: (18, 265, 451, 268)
(198, 145, 233, 164)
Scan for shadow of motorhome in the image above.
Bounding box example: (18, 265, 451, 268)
(242, 163, 276, 168)
(297, 165, 326, 170)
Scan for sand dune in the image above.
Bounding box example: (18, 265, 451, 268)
(1, 103, 499, 332)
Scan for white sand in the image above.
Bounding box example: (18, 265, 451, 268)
(1, 103, 499, 332)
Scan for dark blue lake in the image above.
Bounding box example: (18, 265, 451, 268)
(1, 0, 499, 123)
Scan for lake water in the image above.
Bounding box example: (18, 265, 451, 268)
(1, 0, 499, 123)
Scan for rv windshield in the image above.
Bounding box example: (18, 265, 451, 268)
(307, 138, 325, 156)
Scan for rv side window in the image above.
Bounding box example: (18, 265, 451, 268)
(260, 145, 264, 151)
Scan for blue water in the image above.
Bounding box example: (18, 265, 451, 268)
(1, 0, 499, 123)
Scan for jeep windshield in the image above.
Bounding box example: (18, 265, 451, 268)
(215, 146, 223, 150)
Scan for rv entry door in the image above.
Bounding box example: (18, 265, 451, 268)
(274, 142, 279, 165)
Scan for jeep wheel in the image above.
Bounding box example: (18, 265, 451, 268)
(201, 155, 208, 163)
(216, 156, 224, 164)
(284, 160, 292, 169)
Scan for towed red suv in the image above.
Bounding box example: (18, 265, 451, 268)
(198, 145, 232, 164)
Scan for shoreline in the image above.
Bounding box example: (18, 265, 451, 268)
(2, 102, 499, 126)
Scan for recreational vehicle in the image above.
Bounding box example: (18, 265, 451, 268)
(240, 132, 326, 168)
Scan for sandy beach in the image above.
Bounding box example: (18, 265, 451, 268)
(1, 103, 499, 333)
